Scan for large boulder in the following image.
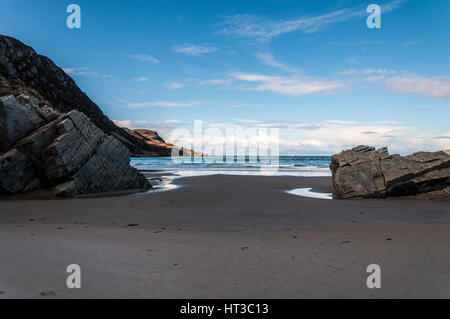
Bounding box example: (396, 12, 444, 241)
(330, 145, 450, 200)
(0, 93, 150, 196)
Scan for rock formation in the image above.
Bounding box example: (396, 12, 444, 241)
(123, 128, 203, 157)
(0, 93, 150, 196)
(330, 145, 450, 200)
(0, 34, 174, 156)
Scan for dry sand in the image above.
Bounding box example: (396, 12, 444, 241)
(0, 175, 449, 298)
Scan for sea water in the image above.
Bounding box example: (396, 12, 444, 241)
(131, 156, 332, 177)
(131, 156, 333, 199)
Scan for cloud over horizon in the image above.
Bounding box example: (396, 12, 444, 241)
(112, 117, 449, 156)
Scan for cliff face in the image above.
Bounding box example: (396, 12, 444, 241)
(0, 35, 172, 156)
(0, 93, 150, 196)
(123, 128, 202, 157)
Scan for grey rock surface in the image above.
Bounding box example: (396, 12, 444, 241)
(331, 145, 450, 200)
(0, 93, 150, 196)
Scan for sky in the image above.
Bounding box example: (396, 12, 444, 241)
(1, 0, 449, 155)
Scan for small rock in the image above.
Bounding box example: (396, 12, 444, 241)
(241, 247, 249, 251)
(342, 240, 351, 244)
(127, 224, 139, 227)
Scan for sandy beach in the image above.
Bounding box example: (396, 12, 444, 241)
(0, 175, 449, 298)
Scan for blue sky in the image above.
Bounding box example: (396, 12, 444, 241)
(1, 0, 449, 155)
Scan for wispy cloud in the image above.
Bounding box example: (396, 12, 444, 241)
(63, 67, 111, 78)
(132, 76, 150, 83)
(386, 75, 450, 100)
(231, 72, 343, 96)
(200, 78, 233, 87)
(218, 0, 407, 42)
(127, 54, 160, 64)
(338, 68, 450, 100)
(164, 81, 185, 89)
(112, 119, 133, 128)
(338, 69, 358, 76)
(202, 72, 344, 96)
(124, 101, 211, 108)
(403, 38, 426, 46)
(331, 40, 383, 46)
(255, 51, 300, 73)
(172, 44, 218, 56)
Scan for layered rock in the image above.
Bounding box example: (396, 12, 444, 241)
(0, 93, 150, 196)
(0, 34, 175, 156)
(123, 128, 203, 157)
(330, 146, 450, 200)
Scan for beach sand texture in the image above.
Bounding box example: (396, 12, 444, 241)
(0, 175, 449, 298)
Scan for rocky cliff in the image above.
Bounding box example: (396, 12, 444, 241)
(0, 35, 173, 156)
(0, 92, 150, 196)
(123, 128, 203, 157)
(330, 145, 450, 200)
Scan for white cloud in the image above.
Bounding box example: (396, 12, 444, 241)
(127, 54, 160, 64)
(338, 69, 358, 76)
(172, 44, 218, 56)
(385, 75, 450, 100)
(165, 81, 185, 89)
(200, 78, 233, 87)
(63, 67, 89, 74)
(132, 76, 150, 83)
(124, 101, 210, 108)
(63, 67, 111, 78)
(218, 0, 407, 42)
(113, 119, 133, 128)
(255, 51, 300, 73)
(231, 72, 343, 96)
(337, 68, 450, 101)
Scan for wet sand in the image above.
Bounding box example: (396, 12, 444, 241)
(0, 175, 449, 298)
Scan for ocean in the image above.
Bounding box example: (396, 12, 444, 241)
(131, 156, 332, 177)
